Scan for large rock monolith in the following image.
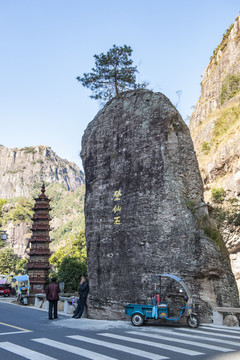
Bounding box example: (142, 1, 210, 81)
(81, 90, 239, 321)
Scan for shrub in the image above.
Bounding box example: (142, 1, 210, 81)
(21, 147, 36, 154)
(211, 187, 226, 204)
(228, 208, 240, 226)
(210, 24, 234, 62)
(212, 104, 240, 139)
(201, 141, 211, 154)
(203, 224, 221, 243)
(220, 73, 240, 105)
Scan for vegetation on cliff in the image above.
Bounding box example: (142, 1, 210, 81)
(0, 182, 86, 288)
(194, 101, 240, 176)
(210, 23, 234, 64)
(220, 73, 240, 105)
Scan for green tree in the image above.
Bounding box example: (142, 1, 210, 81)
(0, 247, 28, 275)
(15, 257, 28, 275)
(50, 231, 87, 269)
(50, 231, 87, 292)
(0, 247, 17, 274)
(77, 44, 147, 102)
(57, 257, 87, 293)
(0, 199, 7, 228)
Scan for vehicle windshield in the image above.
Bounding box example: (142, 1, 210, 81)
(153, 274, 192, 302)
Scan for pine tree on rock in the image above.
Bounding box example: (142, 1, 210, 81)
(76, 44, 147, 102)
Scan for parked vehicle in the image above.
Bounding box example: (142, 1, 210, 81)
(0, 285, 11, 297)
(125, 274, 199, 328)
(0, 276, 11, 297)
(12, 275, 30, 305)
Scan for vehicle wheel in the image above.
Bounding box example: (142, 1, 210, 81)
(131, 313, 144, 326)
(187, 315, 199, 328)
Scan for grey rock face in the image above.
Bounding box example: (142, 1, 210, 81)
(81, 90, 239, 321)
(0, 145, 84, 199)
(189, 15, 240, 298)
(6, 222, 30, 257)
(190, 15, 240, 131)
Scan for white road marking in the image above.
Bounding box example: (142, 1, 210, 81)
(177, 328, 240, 339)
(99, 332, 204, 356)
(128, 330, 234, 352)
(33, 337, 120, 360)
(0, 330, 32, 336)
(145, 328, 240, 347)
(0, 342, 57, 360)
(200, 326, 240, 334)
(68, 334, 168, 360)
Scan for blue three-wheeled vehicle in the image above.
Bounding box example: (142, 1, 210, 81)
(125, 274, 199, 328)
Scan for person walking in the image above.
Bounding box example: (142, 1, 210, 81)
(46, 277, 60, 320)
(72, 276, 89, 319)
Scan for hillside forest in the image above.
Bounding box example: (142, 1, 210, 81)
(0, 180, 86, 293)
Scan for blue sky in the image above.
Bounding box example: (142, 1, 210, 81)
(1, 1, 239, 169)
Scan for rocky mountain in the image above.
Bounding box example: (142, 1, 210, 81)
(190, 15, 240, 200)
(0, 145, 85, 257)
(189, 15, 240, 295)
(0, 145, 84, 198)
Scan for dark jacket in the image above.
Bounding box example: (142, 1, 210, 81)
(78, 281, 89, 297)
(46, 282, 60, 301)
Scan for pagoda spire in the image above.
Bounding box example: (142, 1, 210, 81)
(27, 185, 52, 294)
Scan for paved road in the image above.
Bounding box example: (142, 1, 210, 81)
(0, 299, 240, 359)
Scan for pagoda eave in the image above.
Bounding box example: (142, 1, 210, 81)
(31, 216, 52, 221)
(27, 264, 51, 269)
(28, 250, 52, 256)
(29, 237, 51, 242)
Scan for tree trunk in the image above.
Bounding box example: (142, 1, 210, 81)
(114, 69, 119, 97)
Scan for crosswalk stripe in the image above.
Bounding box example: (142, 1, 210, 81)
(0, 330, 32, 336)
(68, 335, 168, 360)
(0, 342, 57, 360)
(99, 332, 204, 356)
(33, 337, 120, 360)
(177, 328, 240, 339)
(128, 331, 234, 352)
(201, 326, 240, 334)
(145, 328, 240, 347)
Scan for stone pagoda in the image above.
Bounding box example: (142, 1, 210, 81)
(27, 184, 52, 294)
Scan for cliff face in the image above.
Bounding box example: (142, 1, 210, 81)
(82, 89, 239, 321)
(0, 145, 85, 258)
(190, 15, 240, 132)
(0, 145, 84, 199)
(189, 15, 240, 295)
